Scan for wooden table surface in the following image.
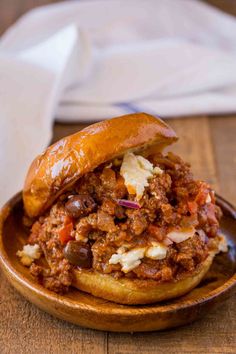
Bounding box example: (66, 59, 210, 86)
(0, 1, 236, 353)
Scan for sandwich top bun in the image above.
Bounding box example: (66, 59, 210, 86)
(23, 113, 178, 218)
(19, 113, 224, 305)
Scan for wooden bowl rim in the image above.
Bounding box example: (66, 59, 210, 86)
(0, 191, 236, 317)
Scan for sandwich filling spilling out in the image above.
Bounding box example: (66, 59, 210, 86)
(17, 151, 225, 293)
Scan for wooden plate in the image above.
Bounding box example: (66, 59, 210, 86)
(0, 193, 236, 332)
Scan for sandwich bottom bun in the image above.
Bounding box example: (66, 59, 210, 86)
(72, 248, 218, 305)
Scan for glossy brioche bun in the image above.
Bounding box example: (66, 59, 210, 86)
(23, 113, 177, 218)
(72, 249, 217, 305)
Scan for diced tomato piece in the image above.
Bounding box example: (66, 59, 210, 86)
(59, 222, 73, 244)
(187, 201, 198, 214)
(64, 215, 73, 225)
(195, 183, 209, 206)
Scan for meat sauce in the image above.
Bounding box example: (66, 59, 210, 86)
(24, 152, 221, 293)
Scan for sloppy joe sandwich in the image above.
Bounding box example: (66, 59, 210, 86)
(17, 113, 227, 304)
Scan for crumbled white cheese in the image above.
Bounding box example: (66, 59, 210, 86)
(18, 244, 41, 259)
(117, 246, 126, 254)
(218, 234, 228, 253)
(206, 193, 211, 204)
(75, 233, 88, 243)
(120, 152, 163, 200)
(17, 244, 41, 267)
(167, 227, 195, 244)
(109, 248, 146, 273)
(153, 166, 163, 175)
(145, 242, 167, 260)
(109, 242, 168, 273)
(117, 244, 131, 254)
(196, 229, 207, 243)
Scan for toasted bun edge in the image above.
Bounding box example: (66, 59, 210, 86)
(23, 113, 177, 217)
(72, 249, 217, 305)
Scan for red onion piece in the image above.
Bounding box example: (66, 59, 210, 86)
(196, 229, 209, 243)
(117, 199, 141, 209)
(167, 227, 195, 243)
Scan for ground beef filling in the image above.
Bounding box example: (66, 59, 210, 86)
(25, 152, 221, 293)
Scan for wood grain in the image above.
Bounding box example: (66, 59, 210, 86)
(0, 0, 236, 353)
(209, 116, 236, 205)
(167, 117, 219, 188)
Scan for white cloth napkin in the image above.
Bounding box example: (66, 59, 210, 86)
(1, 0, 236, 206)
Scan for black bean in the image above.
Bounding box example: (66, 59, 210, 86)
(65, 195, 96, 218)
(63, 241, 92, 268)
